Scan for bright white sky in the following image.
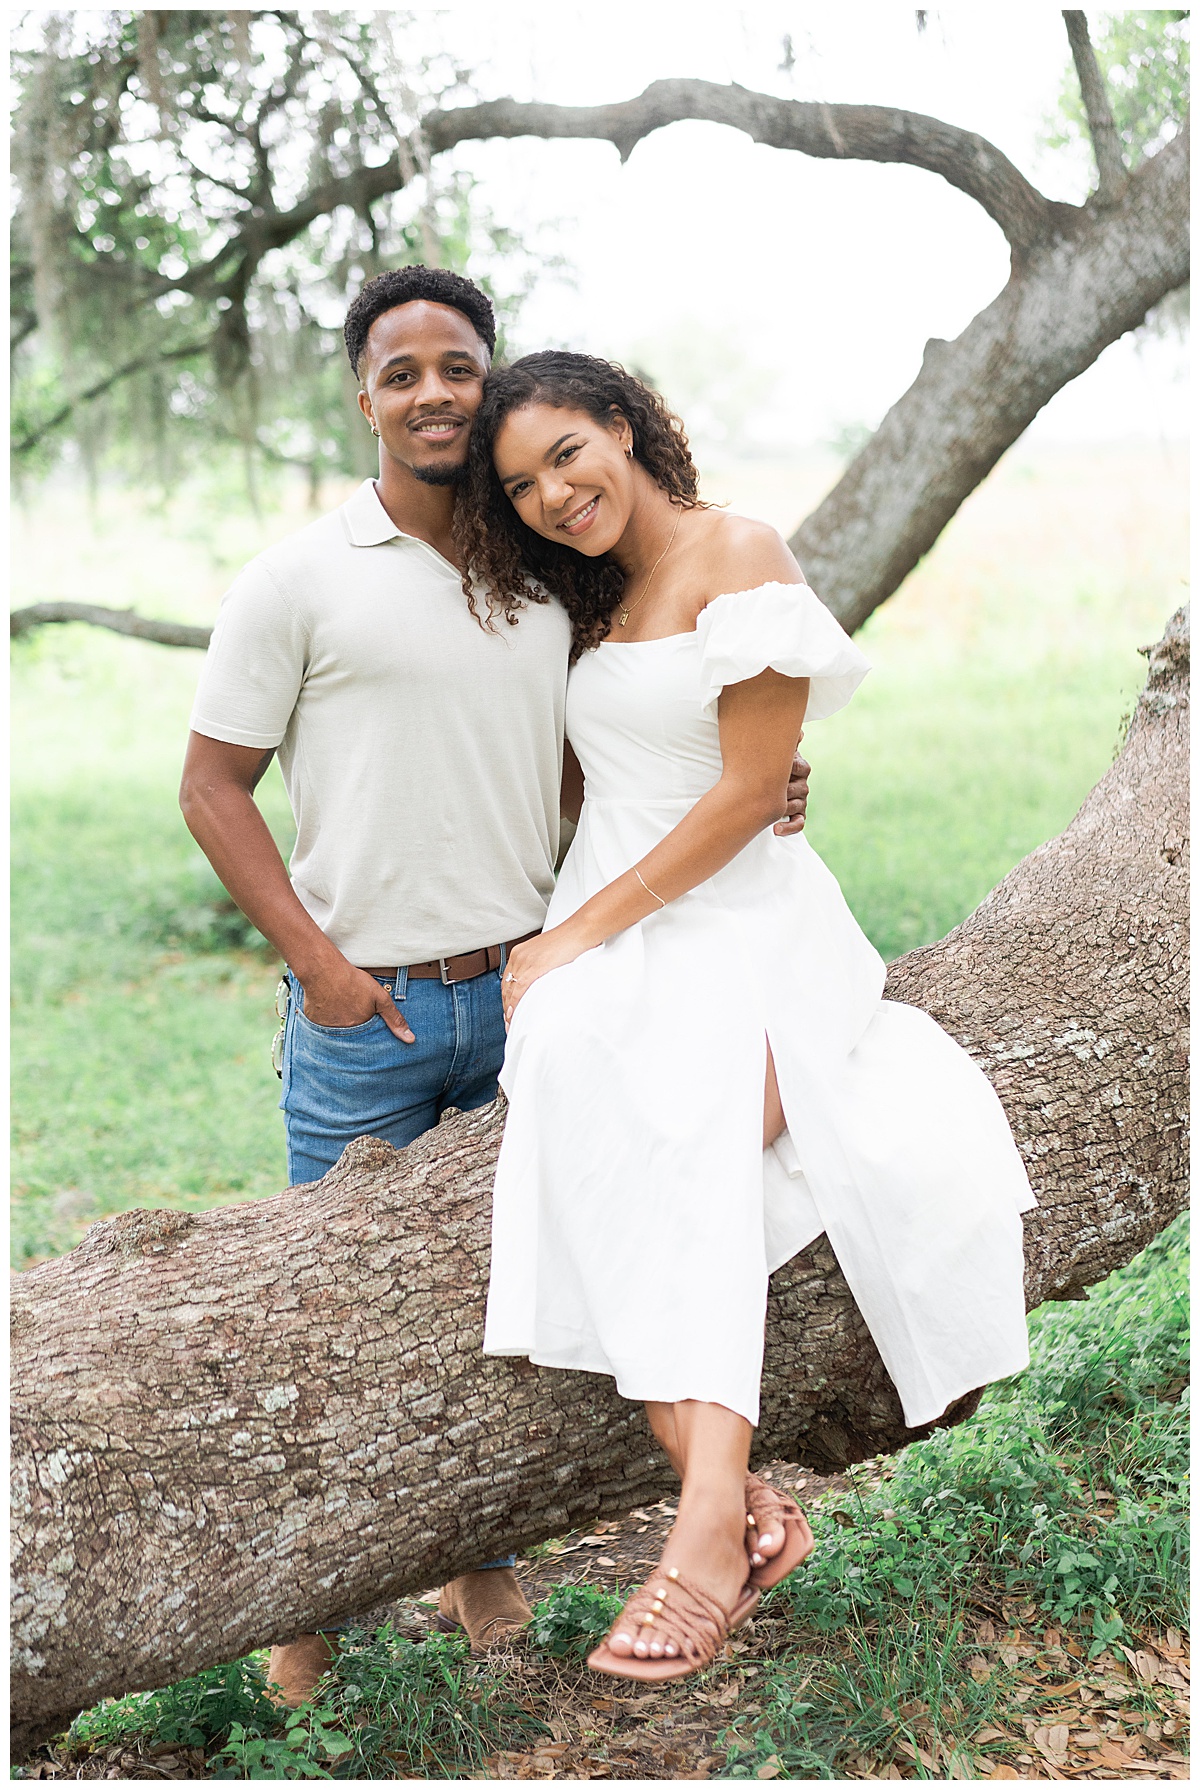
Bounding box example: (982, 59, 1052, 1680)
(422, 0, 1188, 450)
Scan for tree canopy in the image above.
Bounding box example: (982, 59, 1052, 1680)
(10, 10, 541, 492)
(10, 10, 1188, 496)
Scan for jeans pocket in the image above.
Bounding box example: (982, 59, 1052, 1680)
(294, 1009, 385, 1039)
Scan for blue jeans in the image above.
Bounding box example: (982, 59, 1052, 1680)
(279, 962, 516, 1599)
(280, 964, 508, 1186)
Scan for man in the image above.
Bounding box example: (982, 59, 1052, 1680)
(180, 265, 810, 1702)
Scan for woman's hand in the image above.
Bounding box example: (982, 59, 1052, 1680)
(501, 925, 588, 1024)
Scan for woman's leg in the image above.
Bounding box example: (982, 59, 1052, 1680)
(647, 1397, 787, 1578)
(609, 1399, 753, 1660)
(763, 1043, 786, 1148)
(645, 1401, 684, 1475)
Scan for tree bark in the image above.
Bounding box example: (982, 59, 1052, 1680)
(1063, 11, 1130, 204)
(425, 82, 1069, 251)
(11, 608, 1188, 1751)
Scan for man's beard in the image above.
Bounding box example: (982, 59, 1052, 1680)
(411, 460, 467, 487)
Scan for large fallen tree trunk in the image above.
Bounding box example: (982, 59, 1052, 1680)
(11, 608, 1188, 1748)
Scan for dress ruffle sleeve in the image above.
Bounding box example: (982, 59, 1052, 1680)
(695, 581, 871, 722)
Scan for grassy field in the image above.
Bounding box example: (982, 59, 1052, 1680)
(11, 442, 1189, 1777)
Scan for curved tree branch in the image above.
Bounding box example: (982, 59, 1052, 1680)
(1, 74, 1086, 455)
(1063, 10, 1130, 203)
(791, 126, 1188, 632)
(9, 603, 211, 651)
(425, 80, 1074, 253)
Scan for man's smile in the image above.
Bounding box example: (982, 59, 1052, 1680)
(409, 415, 468, 442)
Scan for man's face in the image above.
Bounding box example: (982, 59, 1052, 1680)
(357, 300, 489, 485)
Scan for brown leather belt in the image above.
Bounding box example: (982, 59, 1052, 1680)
(359, 931, 540, 987)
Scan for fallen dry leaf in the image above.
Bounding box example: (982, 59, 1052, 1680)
(1033, 1722, 1070, 1765)
(1036, 1679, 1083, 1700)
(895, 1737, 937, 1770)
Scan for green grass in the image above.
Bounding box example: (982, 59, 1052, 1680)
(11, 774, 292, 1265)
(11, 618, 300, 1265)
(529, 1583, 625, 1657)
(61, 1626, 541, 1780)
(802, 652, 1146, 960)
(718, 1213, 1190, 1779)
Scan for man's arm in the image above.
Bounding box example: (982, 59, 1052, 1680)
(179, 732, 414, 1039)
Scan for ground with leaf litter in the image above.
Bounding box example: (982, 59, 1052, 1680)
(25, 1457, 1189, 1782)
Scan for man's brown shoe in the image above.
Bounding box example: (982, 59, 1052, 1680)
(265, 1632, 340, 1707)
(436, 1568, 532, 1652)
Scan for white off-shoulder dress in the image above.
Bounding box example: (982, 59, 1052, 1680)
(484, 584, 1035, 1428)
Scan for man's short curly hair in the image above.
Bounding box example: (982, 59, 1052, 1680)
(343, 266, 496, 377)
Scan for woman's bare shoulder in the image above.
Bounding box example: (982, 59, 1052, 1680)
(697, 511, 804, 601)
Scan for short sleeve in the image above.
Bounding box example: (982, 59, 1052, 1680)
(189, 558, 309, 749)
(695, 582, 870, 722)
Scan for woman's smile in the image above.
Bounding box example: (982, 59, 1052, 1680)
(559, 494, 600, 535)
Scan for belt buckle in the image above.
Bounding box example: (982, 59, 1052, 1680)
(438, 957, 455, 986)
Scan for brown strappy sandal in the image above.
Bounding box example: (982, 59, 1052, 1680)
(587, 1563, 759, 1684)
(743, 1472, 816, 1589)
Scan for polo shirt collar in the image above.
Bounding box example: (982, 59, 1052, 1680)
(342, 478, 406, 548)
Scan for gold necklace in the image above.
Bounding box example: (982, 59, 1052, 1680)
(617, 505, 683, 627)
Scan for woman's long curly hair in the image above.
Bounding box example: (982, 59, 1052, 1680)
(454, 351, 706, 658)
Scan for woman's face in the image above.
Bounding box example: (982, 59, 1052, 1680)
(493, 403, 635, 556)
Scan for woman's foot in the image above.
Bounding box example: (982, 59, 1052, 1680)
(609, 1486, 750, 1663)
(587, 1560, 757, 1683)
(742, 1473, 815, 1588)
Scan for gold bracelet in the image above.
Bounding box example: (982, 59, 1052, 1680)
(634, 867, 666, 909)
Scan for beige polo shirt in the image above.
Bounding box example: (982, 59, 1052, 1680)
(190, 479, 571, 964)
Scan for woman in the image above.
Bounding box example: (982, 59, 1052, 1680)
(454, 353, 1035, 1683)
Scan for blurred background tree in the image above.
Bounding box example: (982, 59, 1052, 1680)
(1046, 8, 1189, 337)
(10, 9, 546, 502)
(1049, 8, 1189, 165)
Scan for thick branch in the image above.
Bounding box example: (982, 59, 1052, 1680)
(426, 80, 1067, 252)
(168, 155, 413, 303)
(791, 127, 1188, 632)
(11, 610, 1188, 1747)
(9, 603, 211, 650)
(10, 76, 1070, 448)
(1063, 10, 1130, 202)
